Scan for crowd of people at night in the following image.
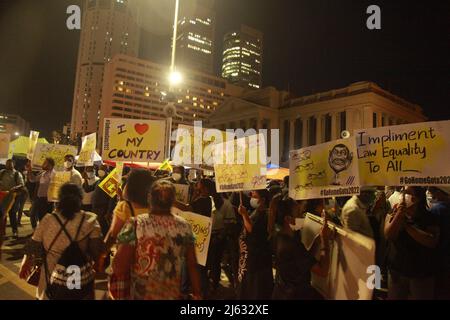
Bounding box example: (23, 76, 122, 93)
(0, 157, 448, 300)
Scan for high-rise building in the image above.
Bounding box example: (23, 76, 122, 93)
(98, 54, 244, 141)
(0, 113, 30, 136)
(175, 0, 215, 74)
(222, 25, 263, 89)
(70, 0, 140, 139)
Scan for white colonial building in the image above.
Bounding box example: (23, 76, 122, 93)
(208, 81, 427, 165)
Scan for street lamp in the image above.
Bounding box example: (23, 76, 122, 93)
(14, 132, 20, 136)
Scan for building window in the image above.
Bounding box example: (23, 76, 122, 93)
(308, 116, 317, 146)
(373, 113, 377, 128)
(340, 111, 347, 133)
(283, 120, 290, 161)
(382, 115, 386, 127)
(294, 118, 303, 149)
(324, 114, 332, 142)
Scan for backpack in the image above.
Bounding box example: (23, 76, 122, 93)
(44, 213, 96, 300)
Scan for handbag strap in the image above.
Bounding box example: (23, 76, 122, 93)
(126, 201, 135, 218)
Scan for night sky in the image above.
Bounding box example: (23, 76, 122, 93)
(0, 0, 448, 138)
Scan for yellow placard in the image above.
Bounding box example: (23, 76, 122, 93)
(98, 168, 120, 198)
(102, 118, 166, 163)
(32, 143, 77, 170)
(172, 207, 212, 267)
(289, 138, 360, 200)
(78, 133, 96, 166)
(213, 134, 267, 192)
(174, 184, 190, 203)
(47, 171, 71, 202)
(355, 120, 450, 186)
(0, 133, 10, 159)
(27, 131, 40, 160)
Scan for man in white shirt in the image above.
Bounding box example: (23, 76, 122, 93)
(341, 187, 377, 238)
(64, 154, 83, 187)
(27, 158, 56, 229)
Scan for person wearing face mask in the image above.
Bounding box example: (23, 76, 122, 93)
(340, 187, 377, 238)
(63, 154, 83, 188)
(272, 197, 332, 300)
(81, 166, 100, 212)
(384, 186, 440, 300)
(26, 158, 55, 228)
(427, 187, 450, 299)
(236, 189, 274, 300)
(91, 165, 114, 238)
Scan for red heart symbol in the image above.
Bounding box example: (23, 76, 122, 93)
(134, 123, 149, 135)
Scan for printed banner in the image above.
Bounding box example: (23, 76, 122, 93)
(27, 131, 40, 160)
(213, 134, 267, 193)
(98, 168, 120, 198)
(0, 133, 10, 159)
(173, 124, 227, 168)
(47, 171, 71, 202)
(355, 120, 450, 186)
(172, 207, 212, 267)
(174, 183, 190, 203)
(303, 213, 375, 300)
(289, 138, 360, 200)
(32, 143, 77, 170)
(78, 133, 96, 166)
(102, 118, 166, 163)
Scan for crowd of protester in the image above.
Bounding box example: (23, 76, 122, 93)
(0, 157, 448, 300)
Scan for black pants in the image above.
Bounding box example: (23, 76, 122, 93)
(92, 206, 110, 238)
(208, 232, 226, 288)
(30, 197, 53, 229)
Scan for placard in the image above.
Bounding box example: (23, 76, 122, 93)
(32, 143, 77, 170)
(47, 171, 71, 202)
(78, 133, 96, 166)
(0, 133, 10, 159)
(174, 183, 190, 203)
(98, 168, 120, 198)
(27, 131, 40, 160)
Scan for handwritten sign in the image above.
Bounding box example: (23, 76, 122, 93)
(355, 120, 450, 186)
(173, 124, 227, 168)
(32, 143, 77, 170)
(27, 131, 40, 160)
(174, 183, 190, 203)
(289, 138, 360, 200)
(98, 168, 120, 198)
(102, 118, 166, 163)
(213, 134, 267, 192)
(172, 207, 212, 266)
(0, 133, 10, 159)
(77, 133, 96, 166)
(47, 171, 71, 202)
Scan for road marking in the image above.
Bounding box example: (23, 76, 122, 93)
(0, 264, 35, 298)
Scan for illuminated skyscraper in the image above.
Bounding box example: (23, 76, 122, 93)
(222, 25, 263, 89)
(70, 0, 140, 138)
(175, 0, 215, 74)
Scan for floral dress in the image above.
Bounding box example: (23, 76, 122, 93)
(117, 213, 195, 300)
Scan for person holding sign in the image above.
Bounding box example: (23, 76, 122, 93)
(27, 158, 55, 228)
(111, 180, 202, 300)
(384, 186, 440, 300)
(81, 166, 100, 212)
(236, 189, 274, 300)
(63, 155, 82, 188)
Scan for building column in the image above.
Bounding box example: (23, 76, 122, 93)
(316, 114, 323, 145)
(331, 112, 338, 140)
(301, 118, 308, 147)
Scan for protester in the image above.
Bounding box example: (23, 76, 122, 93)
(237, 189, 273, 300)
(63, 154, 83, 187)
(0, 159, 25, 238)
(91, 165, 113, 236)
(427, 186, 450, 299)
(340, 187, 376, 238)
(81, 166, 100, 212)
(99, 169, 155, 271)
(27, 158, 55, 228)
(384, 186, 440, 300)
(111, 180, 202, 300)
(19, 183, 104, 300)
(272, 197, 332, 299)
(168, 165, 189, 184)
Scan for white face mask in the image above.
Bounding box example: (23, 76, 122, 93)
(87, 172, 95, 179)
(172, 173, 182, 182)
(64, 161, 73, 169)
(250, 198, 259, 209)
(98, 170, 106, 178)
(426, 191, 437, 208)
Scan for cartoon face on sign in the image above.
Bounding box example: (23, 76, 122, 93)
(328, 144, 353, 174)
